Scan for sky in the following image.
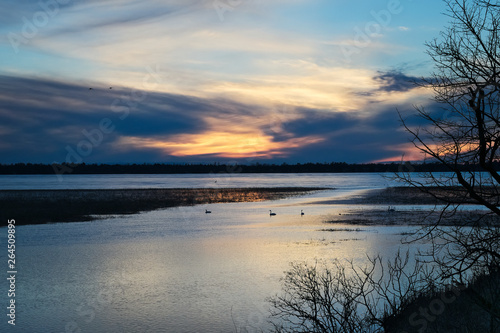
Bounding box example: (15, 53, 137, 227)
(0, 0, 451, 164)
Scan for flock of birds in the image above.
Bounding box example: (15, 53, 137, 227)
(205, 209, 305, 216)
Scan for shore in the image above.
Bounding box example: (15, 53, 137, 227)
(317, 187, 497, 226)
(312, 186, 479, 205)
(0, 187, 324, 226)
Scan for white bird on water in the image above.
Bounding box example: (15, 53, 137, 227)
(269, 210, 276, 216)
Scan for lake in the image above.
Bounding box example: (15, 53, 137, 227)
(0, 173, 429, 332)
(0, 172, 401, 190)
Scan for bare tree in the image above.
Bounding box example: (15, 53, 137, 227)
(399, 0, 500, 278)
(393, 2, 500, 327)
(268, 2, 500, 331)
(268, 251, 434, 333)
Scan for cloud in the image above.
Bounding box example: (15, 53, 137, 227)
(0, 0, 454, 165)
(0, 75, 207, 162)
(1, 1, 430, 116)
(374, 70, 423, 92)
(40, 0, 207, 38)
(117, 133, 324, 159)
(0, 74, 421, 164)
(0, 75, 322, 162)
(0, 52, 442, 165)
(273, 106, 417, 163)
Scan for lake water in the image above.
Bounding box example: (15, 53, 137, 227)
(1, 173, 430, 332)
(0, 172, 402, 190)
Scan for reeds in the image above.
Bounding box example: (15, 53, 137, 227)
(0, 187, 322, 225)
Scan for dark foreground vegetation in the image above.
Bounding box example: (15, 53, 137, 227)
(269, 253, 500, 333)
(383, 265, 500, 332)
(1, 161, 497, 174)
(0, 187, 322, 226)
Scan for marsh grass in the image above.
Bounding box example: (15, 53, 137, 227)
(0, 187, 323, 225)
(319, 228, 365, 232)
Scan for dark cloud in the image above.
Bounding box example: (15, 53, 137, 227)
(271, 107, 412, 163)
(0, 75, 236, 163)
(283, 108, 359, 137)
(374, 71, 424, 92)
(44, 6, 180, 38)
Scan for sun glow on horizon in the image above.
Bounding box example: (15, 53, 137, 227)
(117, 132, 325, 159)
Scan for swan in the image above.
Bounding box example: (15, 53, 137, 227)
(205, 209, 211, 214)
(269, 210, 276, 216)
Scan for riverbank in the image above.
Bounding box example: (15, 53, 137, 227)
(0, 187, 325, 226)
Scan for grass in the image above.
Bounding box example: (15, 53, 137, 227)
(319, 227, 364, 232)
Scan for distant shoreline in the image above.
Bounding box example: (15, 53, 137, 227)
(0, 161, 490, 174)
(0, 187, 326, 226)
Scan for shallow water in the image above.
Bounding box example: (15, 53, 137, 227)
(1, 173, 433, 332)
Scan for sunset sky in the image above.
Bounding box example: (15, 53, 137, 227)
(0, 0, 449, 164)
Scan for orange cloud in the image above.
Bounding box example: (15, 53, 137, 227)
(117, 132, 324, 159)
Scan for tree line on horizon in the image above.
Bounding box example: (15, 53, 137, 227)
(0, 161, 496, 175)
